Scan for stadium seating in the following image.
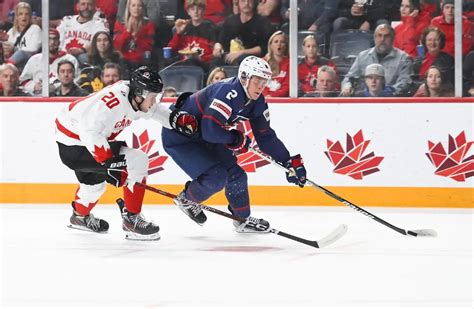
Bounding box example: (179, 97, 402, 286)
(160, 65, 204, 93)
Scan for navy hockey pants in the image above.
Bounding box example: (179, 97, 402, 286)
(162, 128, 251, 218)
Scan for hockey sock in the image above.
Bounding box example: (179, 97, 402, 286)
(123, 179, 146, 214)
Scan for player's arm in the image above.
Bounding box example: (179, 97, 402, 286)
(149, 96, 198, 137)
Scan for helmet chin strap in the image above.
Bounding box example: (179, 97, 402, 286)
(241, 77, 251, 99)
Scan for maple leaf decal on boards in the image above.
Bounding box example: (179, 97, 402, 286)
(426, 131, 474, 182)
(132, 130, 168, 175)
(235, 121, 270, 172)
(92, 145, 112, 163)
(324, 130, 384, 180)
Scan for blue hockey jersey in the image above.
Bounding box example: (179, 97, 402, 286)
(179, 77, 291, 163)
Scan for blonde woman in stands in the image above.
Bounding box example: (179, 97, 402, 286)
(262, 30, 289, 97)
(414, 65, 454, 97)
(206, 67, 227, 85)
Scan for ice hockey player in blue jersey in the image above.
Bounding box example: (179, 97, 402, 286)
(162, 56, 307, 233)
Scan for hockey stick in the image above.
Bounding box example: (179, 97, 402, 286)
(136, 183, 347, 249)
(248, 146, 437, 238)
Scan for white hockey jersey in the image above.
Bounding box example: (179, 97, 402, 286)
(7, 24, 42, 53)
(55, 81, 171, 163)
(56, 15, 108, 51)
(20, 52, 79, 95)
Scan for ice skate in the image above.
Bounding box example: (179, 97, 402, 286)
(117, 199, 160, 241)
(233, 216, 270, 233)
(173, 190, 207, 225)
(68, 202, 109, 233)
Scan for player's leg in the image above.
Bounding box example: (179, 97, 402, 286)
(117, 146, 160, 240)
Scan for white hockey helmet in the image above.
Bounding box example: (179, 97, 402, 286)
(238, 56, 272, 85)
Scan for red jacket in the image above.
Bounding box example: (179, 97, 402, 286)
(394, 16, 419, 59)
(431, 15, 473, 57)
(298, 56, 336, 95)
(262, 56, 289, 97)
(203, 0, 233, 25)
(113, 20, 155, 63)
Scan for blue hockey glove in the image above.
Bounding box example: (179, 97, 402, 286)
(104, 155, 128, 187)
(225, 130, 251, 154)
(285, 154, 306, 187)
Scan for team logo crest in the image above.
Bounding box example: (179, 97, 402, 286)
(426, 131, 474, 182)
(132, 130, 168, 175)
(324, 130, 384, 180)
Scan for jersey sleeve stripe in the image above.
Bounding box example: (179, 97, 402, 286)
(209, 98, 232, 120)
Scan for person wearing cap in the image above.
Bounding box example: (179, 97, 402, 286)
(19, 28, 79, 96)
(354, 63, 395, 97)
(430, 0, 472, 57)
(340, 23, 413, 97)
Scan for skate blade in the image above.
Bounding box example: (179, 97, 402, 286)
(67, 224, 108, 234)
(124, 231, 161, 241)
(234, 227, 271, 234)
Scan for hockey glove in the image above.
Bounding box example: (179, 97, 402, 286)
(225, 130, 251, 154)
(104, 154, 128, 187)
(285, 154, 306, 187)
(170, 110, 198, 137)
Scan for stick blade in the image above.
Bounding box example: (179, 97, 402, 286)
(408, 229, 438, 237)
(317, 224, 348, 248)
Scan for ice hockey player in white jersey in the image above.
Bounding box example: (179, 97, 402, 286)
(55, 66, 198, 240)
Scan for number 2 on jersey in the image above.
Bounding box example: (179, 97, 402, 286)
(101, 92, 119, 109)
(226, 90, 238, 100)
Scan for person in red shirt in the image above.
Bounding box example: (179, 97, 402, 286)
(202, 0, 233, 25)
(414, 65, 454, 96)
(430, 0, 472, 57)
(262, 30, 289, 97)
(167, 0, 218, 69)
(113, 0, 155, 72)
(297, 34, 336, 96)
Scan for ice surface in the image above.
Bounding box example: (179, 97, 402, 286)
(1, 204, 472, 308)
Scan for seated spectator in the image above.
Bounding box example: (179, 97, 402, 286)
(333, 0, 388, 32)
(0, 63, 29, 96)
(77, 65, 103, 93)
(463, 50, 474, 97)
(117, 0, 160, 25)
(298, 34, 336, 96)
(95, 0, 119, 32)
(262, 30, 289, 97)
(202, 0, 233, 25)
(2, 2, 42, 68)
(431, 0, 472, 57)
(56, 0, 109, 64)
(414, 65, 454, 96)
(413, 26, 454, 82)
(24, 0, 75, 28)
(304, 65, 339, 97)
(114, 0, 156, 72)
(101, 62, 122, 86)
(86, 31, 122, 69)
(353, 63, 395, 97)
(394, 0, 431, 59)
(206, 66, 227, 85)
(51, 60, 89, 96)
(340, 24, 413, 96)
(281, 0, 339, 41)
(212, 0, 275, 65)
(257, 0, 282, 27)
(19, 28, 79, 96)
(163, 86, 178, 97)
(1, 0, 19, 31)
(167, 0, 218, 70)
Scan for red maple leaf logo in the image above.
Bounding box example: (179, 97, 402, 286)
(65, 37, 84, 51)
(324, 130, 384, 180)
(92, 144, 113, 163)
(235, 121, 270, 172)
(131, 130, 168, 175)
(426, 131, 474, 182)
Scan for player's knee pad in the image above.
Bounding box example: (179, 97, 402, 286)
(120, 147, 148, 184)
(199, 164, 228, 194)
(76, 182, 106, 204)
(227, 164, 247, 185)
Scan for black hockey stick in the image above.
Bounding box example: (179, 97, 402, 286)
(248, 146, 437, 238)
(136, 183, 347, 249)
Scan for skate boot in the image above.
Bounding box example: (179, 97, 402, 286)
(233, 216, 270, 233)
(173, 188, 207, 225)
(117, 199, 160, 241)
(68, 202, 109, 233)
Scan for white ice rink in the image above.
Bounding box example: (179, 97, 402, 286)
(1, 204, 472, 308)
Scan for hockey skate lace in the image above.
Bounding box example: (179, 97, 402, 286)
(85, 214, 100, 230)
(246, 216, 260, 225)
(129, 213, 150, 229)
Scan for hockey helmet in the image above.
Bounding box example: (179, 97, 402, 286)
(130, 66, 164, 97)
(238, 56, 272, 84)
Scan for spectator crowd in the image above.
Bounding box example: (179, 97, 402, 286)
(0, 0, 473, 97)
